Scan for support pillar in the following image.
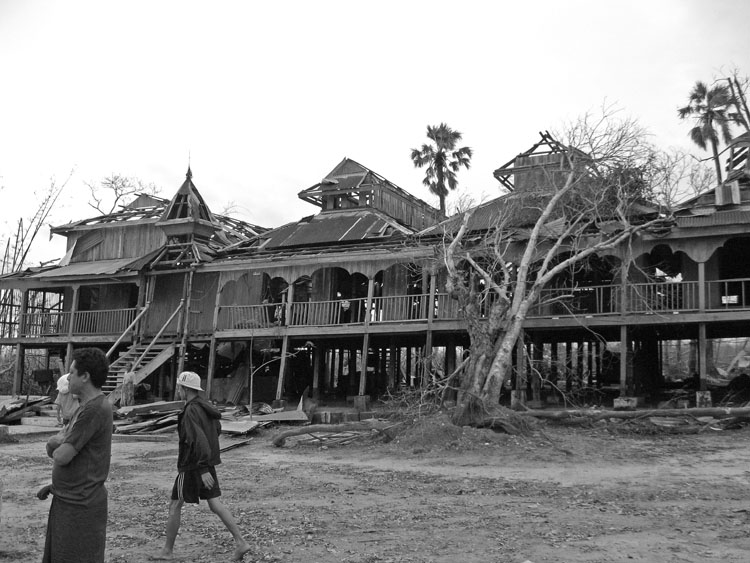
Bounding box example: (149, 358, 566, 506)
(358, 333, 370, 395)
(698, 323, 708, 391)
(619, 325, 628, 396)
(531, 337, 543, 404)
(311, 345, 321, 399)
(388, 336, 397, 389)
(275, 335, 289, 405)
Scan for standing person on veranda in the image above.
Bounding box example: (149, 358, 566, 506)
(37, 347, 112, 563)
(152, 371, 251, 561)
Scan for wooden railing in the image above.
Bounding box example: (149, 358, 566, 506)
(16, 278, 750, 338)
(707, 279, 750, 310)
(20, 311, 70, 336)
(218, 304, 275, 330)
(20, 309, 137, 337)
(290, 298, 368, 326)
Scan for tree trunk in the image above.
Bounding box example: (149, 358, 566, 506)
(452, 350, 489, 426)
(711, 139, 723, 184)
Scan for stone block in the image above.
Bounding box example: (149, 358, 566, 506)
(351, 395, 370, 412)
(613, 397, 638, 410)
(695, 391, 712, 408)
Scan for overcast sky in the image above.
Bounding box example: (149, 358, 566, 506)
(1, 0, 749, 263)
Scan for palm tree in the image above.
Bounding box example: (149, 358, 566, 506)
(410, 123, 473, 215)
(678, 81, 741, 184)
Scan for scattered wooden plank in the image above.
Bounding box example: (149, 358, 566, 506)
(0, 397, 52, 424)
(116, 400, 184, 418)
(220, 437, 254, 453)
(272, 420, 396, 447)
(220, 419, 260, 435)
(252, 410, 309, 423)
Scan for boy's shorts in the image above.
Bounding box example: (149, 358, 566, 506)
(171, 467, 221, 504)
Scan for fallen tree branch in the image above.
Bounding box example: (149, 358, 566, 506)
(512, 406, 750, 421)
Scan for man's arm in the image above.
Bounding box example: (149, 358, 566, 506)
(184, 407, 213, 474)
(46, 433, 64, 458)
(52, 443, 78, 466)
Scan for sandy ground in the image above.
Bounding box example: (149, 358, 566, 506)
(2, 417, 750, 563)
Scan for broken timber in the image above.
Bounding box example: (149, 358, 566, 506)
(272, 420, 398, 447)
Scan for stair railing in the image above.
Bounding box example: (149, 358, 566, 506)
(106, 301, 152, 359)
(131, 299, 184, 370)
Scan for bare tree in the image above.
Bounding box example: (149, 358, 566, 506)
(85, 174, 160, 214)
(442, 110, 673, 426)
(720, 69, 750, 132)
(651, 148, 715, 208)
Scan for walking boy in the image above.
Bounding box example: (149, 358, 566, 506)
(153, 371, 251, 561)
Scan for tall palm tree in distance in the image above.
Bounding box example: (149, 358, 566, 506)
(678, 81, 742, 184)
(411, 123, 473, 215)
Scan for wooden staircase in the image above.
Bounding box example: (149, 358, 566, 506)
(103, 341, 176, 395)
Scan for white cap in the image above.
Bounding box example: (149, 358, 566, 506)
(176, 371, 203, 391)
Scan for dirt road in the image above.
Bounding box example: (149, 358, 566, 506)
(2, 417, 750, 563)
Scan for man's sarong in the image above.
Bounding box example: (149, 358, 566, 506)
(42, 487, 107, 563)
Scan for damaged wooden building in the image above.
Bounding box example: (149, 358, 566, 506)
(2, 131, 750, 408)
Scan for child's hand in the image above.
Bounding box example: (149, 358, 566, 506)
(37, 484, 52, 500)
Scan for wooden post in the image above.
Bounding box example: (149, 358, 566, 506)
(285, 283, 294, 326)
(134, 276, 147, 344)
(13, 290, 29, 394)
(246, 341, 254, 408)
(698, 323, 708, 392)
(619, 325, 628, 396)
(698, 261, 706, 311)
(388, 336, 397, 389)
(177, 270, 194, 375)
(275, 335, 289, 403)
(341, 347, 350, 392)
(357, 278, 375, 396)
(550, 341, 558, 382)
(423, 274, 436, 384)
(532, 337, 543, 404)
(565, 341, 573, 392)
(311, 345, 321, 399)
(406, 346, 412, 387)
(358, 333, 370, 395)
(205, 282, 224, 399)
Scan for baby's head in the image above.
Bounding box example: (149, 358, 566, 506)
(57, 373, 70, 394)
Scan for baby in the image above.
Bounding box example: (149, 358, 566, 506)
(54, 373, 80, 428)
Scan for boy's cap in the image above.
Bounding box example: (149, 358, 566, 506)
(176, 371, 203, 391)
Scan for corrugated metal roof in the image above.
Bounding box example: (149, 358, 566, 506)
(676, 210, 750, 228)
(21, 258, 139, 279)
(259, 209, 410, 249)
(418, 194, 541, 237)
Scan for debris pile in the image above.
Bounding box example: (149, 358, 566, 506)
(0, 396, 53, 425)
(113, 400, 309, 437)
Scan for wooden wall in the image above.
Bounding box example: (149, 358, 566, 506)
(189, 273, 220, 333)
(145, 273, 185, 334)
(70, 223, 166, 262)
(219, 272, 266, 306)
